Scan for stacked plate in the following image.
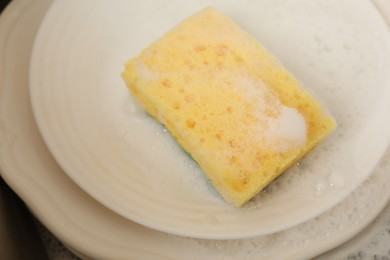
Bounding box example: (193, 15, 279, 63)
(1, 0, 390, 258)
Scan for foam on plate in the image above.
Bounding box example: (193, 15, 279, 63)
(161, 149, 390, 259)
(102, 0, 389, 206)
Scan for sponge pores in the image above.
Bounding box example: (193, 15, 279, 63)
(122, 7, 336, 207)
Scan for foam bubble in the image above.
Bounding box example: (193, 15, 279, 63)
(230, 72, 308, 152)
(136, 60, 161, 81)
(267, 106, 307, 151)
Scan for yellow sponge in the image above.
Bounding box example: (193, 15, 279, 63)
(122, 7, 336, 207)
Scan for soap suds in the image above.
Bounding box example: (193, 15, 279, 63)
(162, 147, 390, 259)
(266, 105, 307, 151)
(232, 73, 307, 152)
(136, 60, 160, 81)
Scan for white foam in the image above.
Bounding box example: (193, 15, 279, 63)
(274, 106, 307, 144)
(136, 60, 160, 81)
(230, 72, 308, 152)
(162, 147, 390, 258)
(266, 106, 307, 151)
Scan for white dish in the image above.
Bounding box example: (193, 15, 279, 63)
(1, 0, 390, 258)
(29, 0, 390, 239)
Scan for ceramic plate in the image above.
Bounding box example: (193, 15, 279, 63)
(1, 0, 390, 258)
(29, 0, 390, 239)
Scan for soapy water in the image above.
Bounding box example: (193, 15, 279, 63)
(117, 103, 345, 207)
(91, 1, 390, 244)
(100, 0, 390, 207)
(161, 149, 390, 259)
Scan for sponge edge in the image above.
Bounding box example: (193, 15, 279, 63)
(122, 7, 336, 207)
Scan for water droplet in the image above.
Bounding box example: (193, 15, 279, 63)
(328, 172, 344, 187)
(314, 182, 326, 196)
(262, 185, 272, 193)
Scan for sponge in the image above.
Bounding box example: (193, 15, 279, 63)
(122, 7, 336, 207)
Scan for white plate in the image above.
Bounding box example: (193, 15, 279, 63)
(28, 0, 390, 239)
(1, 0, 390, 258)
